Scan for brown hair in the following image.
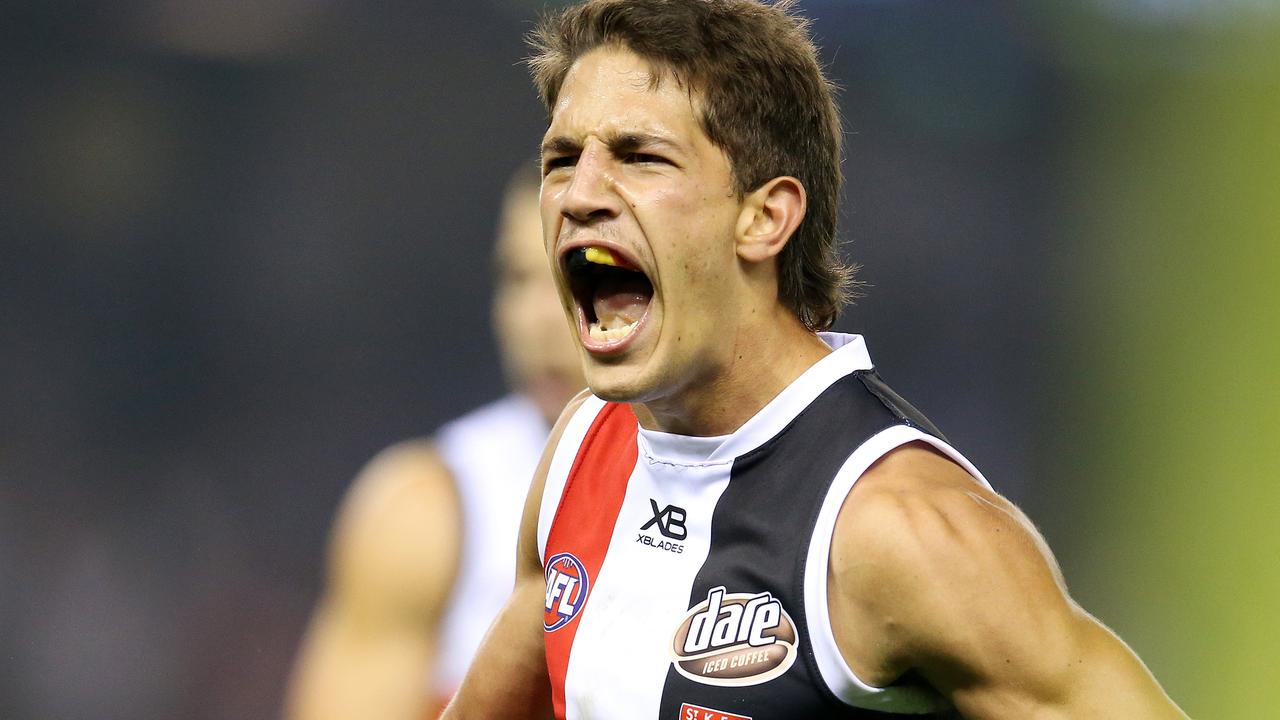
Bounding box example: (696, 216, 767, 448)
(527, 0, 854, 331)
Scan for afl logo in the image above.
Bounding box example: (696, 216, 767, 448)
(543, 553, 590, 631)
(670, 586, 798, 686)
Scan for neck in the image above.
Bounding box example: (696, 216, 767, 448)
(632, 309, 831, 436)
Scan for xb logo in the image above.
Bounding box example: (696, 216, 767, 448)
(641, 498, 688, 540)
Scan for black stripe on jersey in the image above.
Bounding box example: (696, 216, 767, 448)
(657, 370, 956, 719)
(857, 371, 947, 443)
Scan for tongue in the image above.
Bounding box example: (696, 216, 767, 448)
(592, 275, 652, 328)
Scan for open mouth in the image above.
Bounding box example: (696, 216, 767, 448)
(563, 246, 654, 347)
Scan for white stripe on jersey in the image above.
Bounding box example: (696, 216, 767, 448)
(804, 424, 991, 713)
(538, 395, 608, 564)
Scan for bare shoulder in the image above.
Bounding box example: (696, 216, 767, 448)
(328, 439, 462, 617)
(829, 441, 1071, 682)
(835, 442, 1061, 587)
(339, 439, 456, 521)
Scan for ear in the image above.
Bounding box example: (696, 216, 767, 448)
(734, 176, 806, 264)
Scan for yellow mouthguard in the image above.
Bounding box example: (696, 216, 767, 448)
(584, 246, 619, 266)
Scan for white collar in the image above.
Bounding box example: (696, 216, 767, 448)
(636, 333, 874, 465)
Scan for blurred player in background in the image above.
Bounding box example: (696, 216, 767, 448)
(286, 164, 584, 720)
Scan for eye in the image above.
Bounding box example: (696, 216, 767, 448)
(542, 154, 577, 174)
(624, 152, 669, 165)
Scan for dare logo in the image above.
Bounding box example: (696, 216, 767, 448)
(543, 552, 590, 631)
(670, 586, 797, 687)
(678, 703, 752, 720)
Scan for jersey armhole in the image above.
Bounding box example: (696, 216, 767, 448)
(803, 424, 991, 714)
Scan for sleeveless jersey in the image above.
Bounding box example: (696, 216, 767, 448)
(536, 334, 989, 719)
(431, 394, 550, 697)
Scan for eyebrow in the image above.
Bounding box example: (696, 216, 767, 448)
(540, 131, 686, 160)
(541, 136, 581, 158)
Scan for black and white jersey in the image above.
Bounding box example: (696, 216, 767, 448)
(538, 333, 987, 719)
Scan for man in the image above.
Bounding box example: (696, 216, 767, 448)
(444, 1, 1192, 718)
(287, 165, 584, 720)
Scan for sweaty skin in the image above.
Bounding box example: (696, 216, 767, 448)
(829, 444, 1188, 718)
(538, 48, 830, 437)
(442, 46, 1190, 720)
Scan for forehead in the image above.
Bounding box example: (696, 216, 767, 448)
(545, 46, 706, 148)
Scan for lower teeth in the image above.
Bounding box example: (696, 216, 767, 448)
(589, 320, 637, 342)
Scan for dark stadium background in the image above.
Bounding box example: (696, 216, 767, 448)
(2, 1, 1276, 717)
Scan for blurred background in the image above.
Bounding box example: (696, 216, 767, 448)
(2, 0, 1276, 717)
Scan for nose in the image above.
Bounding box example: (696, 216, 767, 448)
(559, 142, 623, 225)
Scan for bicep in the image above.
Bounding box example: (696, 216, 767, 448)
(287, 442, 463, 720)
(907, 502, 1183, 718)
(328, 442, 462, 620)
(932, 590, 1187, 718)
(831, 444, 1187, 719)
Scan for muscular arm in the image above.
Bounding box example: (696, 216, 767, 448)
(829, 442, 1190, 719)
(441, 390, 592, 720)
(287, 441, 462, 720)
